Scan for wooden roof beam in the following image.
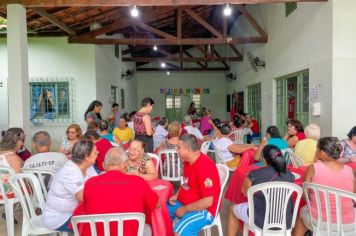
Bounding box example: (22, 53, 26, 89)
(68, 36, 267, 45)
(132, 20, 176, 40)
(237, 5, 267, 38)
(31, 8, 76, 35)
(122, 56, 242, 62)
(184, 8, 223, 38)
(183, 50, 205, 68)
(137, 67, 229, 72)
(77, 7, 177, 39)
(211, 45, 229, 68)
(3, 0, 328, 7)
(229, 44, 243, 59)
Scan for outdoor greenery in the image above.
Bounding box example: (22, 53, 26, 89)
(0, 16, 6, 25)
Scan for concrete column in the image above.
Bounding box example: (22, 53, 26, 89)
(7, 4, 30, 134)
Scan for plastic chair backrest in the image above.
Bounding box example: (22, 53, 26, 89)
(147, 153, 160, 171)
(21, 168, 55, 200)
(281, 148, 293, 165)
(158, 149, 182, 181)
(71, 213, 145, 236)
(10, 173, 46, 228)
(213, 164, 229, 218)
(213, 141, 236, 171)
(200, 141, 212, 155)
(229, 129, 246, 145)
(0, 166, 16, 203)
(247, 181, 303, 233)
(287, 151, 305, 168)
(303, 182, 356, 235)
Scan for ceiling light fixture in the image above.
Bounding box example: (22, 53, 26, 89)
(166, 71, 170, 76)
(153, 45, 158, 51)
(130, 5, 139, 17)
(223, 4, 232, 16)
(161, 62, 166, 68)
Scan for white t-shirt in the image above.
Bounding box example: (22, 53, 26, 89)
(42, 160, 98, 229)
(23, 152, 68, 173)
(153, 125, 168, 150)
(215, 137, 234, 161)
(184, 125, 204, 140)
(127, 121, 134, 130)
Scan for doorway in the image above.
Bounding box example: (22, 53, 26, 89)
(276, 70, 309, 134)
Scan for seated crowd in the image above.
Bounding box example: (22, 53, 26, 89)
(1, 98, 356, 236)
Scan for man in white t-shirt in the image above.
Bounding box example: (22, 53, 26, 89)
(24, 131, 67, 173)
(183, 115, 204, 140)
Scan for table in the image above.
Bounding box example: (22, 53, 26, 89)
(147, 179, 174, 236)
(225, 165, 308, 204)
(71, 178, 173, 236)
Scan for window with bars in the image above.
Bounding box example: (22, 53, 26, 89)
(29, 77, 74, 123)
(192, 94, 201, 109)
(111, 86, 117, 103)
(166, 95, 181, 109)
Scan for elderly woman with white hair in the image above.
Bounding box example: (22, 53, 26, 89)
(294, 123, 321, 165)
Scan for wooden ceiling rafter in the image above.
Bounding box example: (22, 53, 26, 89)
(31, 7, 76, 35)
(122, 56, 242, 62)
(2, 0, 328, 8)
(131, 20, 177, 40)
(137, 67, 229, 72)
(211, 45, 229, 69)
(184, 8, 222, 38)
(183, 50, 205, 68)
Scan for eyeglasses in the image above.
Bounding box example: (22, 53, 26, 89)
(129, 148, 142, 153)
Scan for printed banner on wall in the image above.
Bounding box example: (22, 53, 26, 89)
(160, 88, 210, 95)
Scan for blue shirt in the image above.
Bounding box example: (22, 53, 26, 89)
(101, 133, 115, 143)
(268, 138, 289, 150)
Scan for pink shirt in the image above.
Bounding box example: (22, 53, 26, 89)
(310, 161, 354, 224)
(200, 115, 212, 135)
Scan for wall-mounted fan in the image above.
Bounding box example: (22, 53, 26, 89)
(225, 72, 237, 82)
(121, 69, 135, 79)
(247, 51, 265, 72)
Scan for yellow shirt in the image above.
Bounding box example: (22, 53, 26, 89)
(294, 139, 317, 165)
(113, 127, 134, 142)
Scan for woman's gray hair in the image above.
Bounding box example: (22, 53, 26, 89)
(104, 147, 128, 167)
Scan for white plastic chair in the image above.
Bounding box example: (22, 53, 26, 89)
(147, 153, 160, 171)
(10, 172, 67, 236)
(0, 166, 19, 236)
(201, 164, 229, 236)
(287, 150, 305, 168)
(229, 129, 250, 145)
(281, 148, 294, 165)
(158, 149, 182, 182)
(200, 141, 212, 155)
(213, 142, 236, 172)
(243, 181, 303, 236)
(303, 182, 356, 235)
(21, 168, 55, 200)
(71, 212, 145, 236)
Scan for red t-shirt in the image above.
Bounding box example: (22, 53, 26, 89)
(250, 119, 259, 134)
(178, 153, 221, 215)
(78, 171, 159, 236)
(95, 139, 113, 171)
(295, 131, 306, 141)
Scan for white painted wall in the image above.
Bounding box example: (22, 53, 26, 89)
(136, 71, 226, 120)
(226, 2, 333, 137)
(95, 45, 137, 117)
(331, 0, 356, 138)
(0, 38, 137, 149)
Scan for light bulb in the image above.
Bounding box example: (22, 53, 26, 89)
(223, 4, 232, 16)
(161, 62, 166, 68)
(153, 45, 158, 51)
(166, 71, 170, 76)
(130, 5, 139, 17)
